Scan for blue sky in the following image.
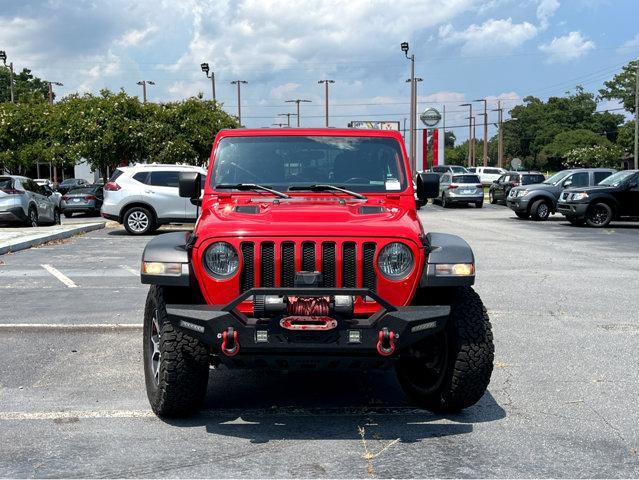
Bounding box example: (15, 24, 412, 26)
(1, 0, 638, 143)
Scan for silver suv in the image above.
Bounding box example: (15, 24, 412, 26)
(0, 175, 60, 226)
(101, 164, 206, 235)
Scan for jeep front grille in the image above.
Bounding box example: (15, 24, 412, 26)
(239, 240, 377, 293)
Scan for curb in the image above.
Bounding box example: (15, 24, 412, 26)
(0, 222, 106, 255)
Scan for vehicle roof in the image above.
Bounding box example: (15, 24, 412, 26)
(506, 171, 543, 174)
(123, 163, 205, 171)
(216, 127, 405, 141)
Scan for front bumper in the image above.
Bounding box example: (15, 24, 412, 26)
(557, 202, 588, 218)
(506, 197, 529, 212)
(166, 287, 450, 364)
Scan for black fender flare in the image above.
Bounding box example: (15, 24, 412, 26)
(419, 232, 475, 287)
(526, 191, 558, 212)
(141, 231, 194, 287)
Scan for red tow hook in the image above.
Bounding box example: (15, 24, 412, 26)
(220, 327, 240, 357)
(376, 328, 396, 356)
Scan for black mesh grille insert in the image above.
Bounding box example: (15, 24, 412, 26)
(281, 242, 295, 287)
(261, 242, 275, 287)
(240, 242, 254, 293)
(302, 242, 316, 271)
(322, 242, 336, 287)
(342, 242, 357, 288)
(362, 243, 376, 292)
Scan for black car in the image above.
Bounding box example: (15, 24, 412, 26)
(60, 185, 104, 217)
(557, 170, 639, 227)
(57, 178, 89, 195)
(489, 171, 545, 204)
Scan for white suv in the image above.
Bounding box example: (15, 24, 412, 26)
(101, 164, 206, 235)
(468, 167, 507, 186)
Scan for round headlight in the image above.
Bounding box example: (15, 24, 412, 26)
(203, 242, 239, 279)
(378, 242, 414, 280)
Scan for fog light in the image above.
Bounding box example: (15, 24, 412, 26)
(255, 330, 269, 343)
(435, 263, 475, 276)
(348, 330, 361, 344)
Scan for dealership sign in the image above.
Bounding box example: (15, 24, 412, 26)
(419, 108, 442, 127)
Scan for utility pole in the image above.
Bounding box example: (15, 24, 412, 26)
(318, 80, 335, 127)
(492, 100, 504, 169)
(474, 99, 488, 166)
(200, 63, 216, 102)
(137, 80, 155, 103)
(47, 81, 63, 105)
(285, 99, 312, 127)
(471, 116, 476, 167)
(272, 123, 287, 127)
(406, 77, 422, 171)
(635, 59, 638, 170)
(0, 51, 15, 103)
(231, 80, 248, 126)
(460, 103, 473, 167)
(278, 112, 297, 127)
(401, 42, 418, 174)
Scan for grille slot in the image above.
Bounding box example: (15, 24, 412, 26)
(240, 242, 254, 293)
(362, 243, 376, 291)
(261, 242, 275, 287)
(322, 242, 336, 287)
(302, 242, 316, 271)
(281, 242, 296, 287)
(342, 242, 357, 288)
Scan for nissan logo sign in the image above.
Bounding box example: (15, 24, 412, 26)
(420, 108, 442, 127)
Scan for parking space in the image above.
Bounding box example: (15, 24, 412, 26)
(0, 205, 637, 477)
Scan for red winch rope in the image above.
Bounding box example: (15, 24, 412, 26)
(287, 296, 330, 316)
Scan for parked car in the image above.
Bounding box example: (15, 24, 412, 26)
(101, 164, 207, 235)
(428, 165, 468, 177)
(468, 167, 507, 186)
(506, 168, 616, 221)
(0, 175, 61, 226)
(489, 171, 546, 205)
(57, 178, 89, 195)
(42, 184, 62, 207)
(557, 170, 639, 227)
(437, 173, 484, 208)
(61, 185, 104, 217)
(139, 127, 493, 417)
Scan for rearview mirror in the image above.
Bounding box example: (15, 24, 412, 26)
(178, 171, 202, 204)
(416, 172, 440, 205)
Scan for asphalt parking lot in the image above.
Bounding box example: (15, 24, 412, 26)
(0, 204, 638, 478)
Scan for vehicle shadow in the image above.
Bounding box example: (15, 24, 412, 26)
(106, 227, 193, 236)
(162, 369, 506, 443)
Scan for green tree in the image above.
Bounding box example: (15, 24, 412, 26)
(0, 67, 50, 103)
(599, 60, 637, 114)
(564, 144, 623, 169)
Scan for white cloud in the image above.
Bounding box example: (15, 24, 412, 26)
(617, 33, 639, 54)
(117, 25, 158, 47)
(537, 0, 560, 29)
(420, 91, 466, 103)
(539, 31, 595, 63)
(439, 18, 538, 55)
(270, 83, 300, 100)
(75, 52, 123, 93)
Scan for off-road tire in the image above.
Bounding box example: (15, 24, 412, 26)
(397, 286, 494, 413)
(489, 191, 496, 204)
(515, 211, 529, 219)
(530, 199, 551, 221)
(123, 206, 157, 235)
(585, 202, 613, 228)
(567, 217, 585, 227)
(144, 285, 209, 417)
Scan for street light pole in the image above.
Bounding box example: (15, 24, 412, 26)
(285, 99, 312, 127)
(200, 63, 216, 102)
(278, 112, 297, 127)
(492, 100, 504, 169)
(474, 99, 488, 166)
(460, 103, 473, 167)
(231, 80, 248, 126)
(46, 81, 63, 105)
(401, 42, 417, 174)
(136, 80, 155, 103)
(318, 80, 335, 127)
(0, 51, 15, 103)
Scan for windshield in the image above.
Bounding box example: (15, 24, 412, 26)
(453, 175, 481, 184)
(598, 170, 636, 186)
(60, 179, 77, 185)
(450, 166, 468, 173)
(67, 187, 98, 194)
(543, 171, 571, 185)
(211, 136, 407, 193)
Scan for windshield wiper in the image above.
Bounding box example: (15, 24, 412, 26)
(289, 184, 367, 200)
(216, 183, 290, 199)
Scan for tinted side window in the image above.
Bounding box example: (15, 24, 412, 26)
(522, 174, 544, 185)
(133, 172, 150, 184)
(150, 171, 179, 188)
(594, 171, 613, 184)
(485, 168, 501, 174)
(569, 172, 589, 188)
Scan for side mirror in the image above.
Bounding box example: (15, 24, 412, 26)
(179, 171, 202, 205)
(416, 172, 440, 206)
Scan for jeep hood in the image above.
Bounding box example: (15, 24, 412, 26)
(194, 198, 422, 241)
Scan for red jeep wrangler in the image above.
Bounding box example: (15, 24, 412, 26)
(141, 128, 494, 416)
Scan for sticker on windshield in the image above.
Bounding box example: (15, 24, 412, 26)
(385, 179, 401, 191)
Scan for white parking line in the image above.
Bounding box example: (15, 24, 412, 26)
(0, 410, 155, 420)
(120, 265, 139, 276)
(41, 264, 77, 288)
(0, 323, 142, 331)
